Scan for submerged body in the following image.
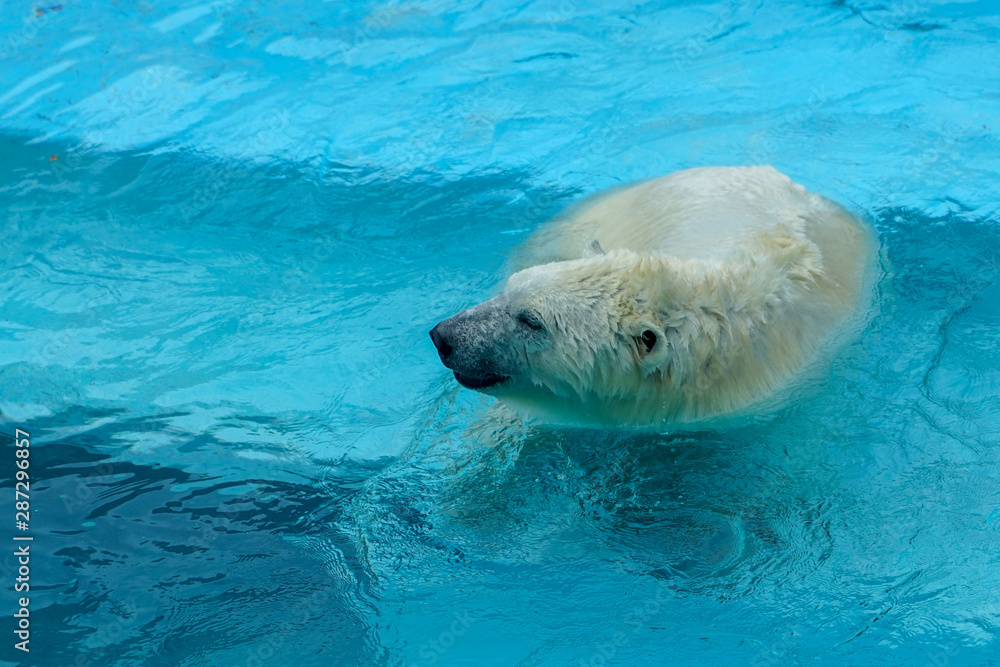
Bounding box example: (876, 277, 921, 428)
(430, 166, 875, 429)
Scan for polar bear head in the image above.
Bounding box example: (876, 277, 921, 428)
(429, 248, 685, 427)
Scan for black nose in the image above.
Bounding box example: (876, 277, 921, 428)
(429, 322, 453, 361)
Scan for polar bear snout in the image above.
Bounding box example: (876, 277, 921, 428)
(430, 306, 513, 391)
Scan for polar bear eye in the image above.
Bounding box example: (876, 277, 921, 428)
(517, 310, 546, 332)
(641, 330, 657, 352)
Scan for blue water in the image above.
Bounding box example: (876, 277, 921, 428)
(2, 1, 999, 665)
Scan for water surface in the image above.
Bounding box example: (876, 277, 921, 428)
(1, 1, 999, 665)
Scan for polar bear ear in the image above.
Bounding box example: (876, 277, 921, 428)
(581, 239, 605, 258)
(630, 321, 670, 370)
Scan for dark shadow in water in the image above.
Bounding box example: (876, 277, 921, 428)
(0, 424, 394, 667)
(829, 0, 946, 32)
(421, 416, 836, 596)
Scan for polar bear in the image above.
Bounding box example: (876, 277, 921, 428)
(429, 166, 874, 429)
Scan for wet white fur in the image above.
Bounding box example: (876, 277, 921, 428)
(486, 166, 875, 428)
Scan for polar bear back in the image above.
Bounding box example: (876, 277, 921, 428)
(519, 165, 871, 322)
(524, 166, 854, 258)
